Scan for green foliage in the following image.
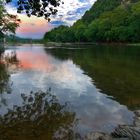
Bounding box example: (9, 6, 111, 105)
(0, 3, 20, 38)
(86, 2, 140, 42)
(72, 20, 87, 42)
(44, 25, 76, 42)
(82, 0, 122, 23)
(44, 0, 140, 43)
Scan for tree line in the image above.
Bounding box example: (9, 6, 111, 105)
(44, 0, 140, 43)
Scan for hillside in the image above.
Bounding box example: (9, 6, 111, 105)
(81, 0, 122, 23)
(44, 0, 140, 43)
(82, 0, 140, 23)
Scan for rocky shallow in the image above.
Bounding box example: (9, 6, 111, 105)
(85, 110, 140, 140)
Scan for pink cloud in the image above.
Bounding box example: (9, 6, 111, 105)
(16, 15, 54, 39)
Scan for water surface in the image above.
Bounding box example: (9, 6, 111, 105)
(0, 44, 140, 139)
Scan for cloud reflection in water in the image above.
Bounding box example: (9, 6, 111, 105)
(2, 45, 134, 135)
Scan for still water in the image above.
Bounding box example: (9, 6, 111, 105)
(0, 44, 140, 139)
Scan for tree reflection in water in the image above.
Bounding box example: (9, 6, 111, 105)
(0, 91, 80, 140)
(4, 51, 19, 65)
(0, 45, 4, 56)
(0, 50, 20, 94)
(0, 51, 80, 140)
(0, 58, 10, 94)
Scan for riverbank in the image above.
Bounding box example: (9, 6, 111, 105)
(44, 42, 140, 47)
(85, 110, 140, 140)
(2, 41, 140, 48)
(128, 43, 140, 46)
(44, 42, 97, 47)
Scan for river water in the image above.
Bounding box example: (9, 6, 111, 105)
(0, 44, 140, 139)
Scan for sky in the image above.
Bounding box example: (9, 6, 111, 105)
(6, 0, 96, 39)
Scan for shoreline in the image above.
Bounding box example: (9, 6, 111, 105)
(1, 42, 140, 48)
(85, 110, 140, 140)
(44, 42, 140, 47)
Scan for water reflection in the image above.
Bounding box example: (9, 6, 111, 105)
(0, 50, 20, 94)
(0, 63, 9, 93)
(0, 44, 136, 137)
(0, 91, 79, 140)
(46, 45, 140, 110)
(0, 45, 4, 56)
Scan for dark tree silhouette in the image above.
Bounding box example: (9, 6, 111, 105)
(6, 0, 63, 21)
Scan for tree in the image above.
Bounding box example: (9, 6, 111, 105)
(44, 25, 76, 42)
(85, 0, 140, 42)
(0, 2, 20, 37)
(72, 20, 87, 42)
(82, 0, 122, 23)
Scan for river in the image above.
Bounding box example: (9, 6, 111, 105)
(0, 44, 140, 139)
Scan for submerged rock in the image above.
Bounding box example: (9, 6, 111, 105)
(85, 132, 112, 140)
(134, 110, 140, 118)
(134, 111, 140, 127)
(84, 110, 140, 140)
(112, 125, 140, 139)
(134, 117, 140, 126)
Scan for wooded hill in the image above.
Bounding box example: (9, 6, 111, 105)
(44, 0, 140, 43)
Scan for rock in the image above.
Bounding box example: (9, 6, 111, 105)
(84, 132, 113, 140)
(111, 125, 140, 140)
(84, 110, 140, 140)
(134, 116, 140, 126)
(134, 110, 140, 117)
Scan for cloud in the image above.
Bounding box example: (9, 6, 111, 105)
(6, 0, 97, 38)
(52, 0, 97, 24)
(50, 21, 67, 27)
(15, 15, 54, 39)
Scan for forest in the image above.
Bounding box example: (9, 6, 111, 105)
(44, 0, 140, 43)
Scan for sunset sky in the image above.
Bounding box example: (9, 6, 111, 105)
(6, 0, 96, 39)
